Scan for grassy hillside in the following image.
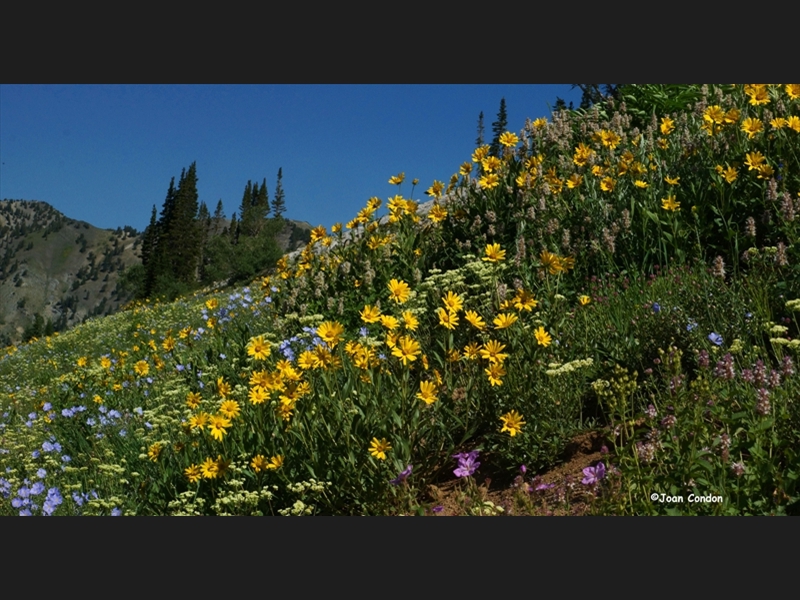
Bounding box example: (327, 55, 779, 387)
(0, 199, 313, 345)
(0, 200, 141, 345)
(1, 84, 799, 516)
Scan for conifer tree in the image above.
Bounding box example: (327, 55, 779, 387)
(476, 111, 485, 147)
(229, 212, 239, 244)
(239, 180, 256, 237)
(167, 162, 201, 285)
(271, 168, 286, 218)
(141, 204, 160, 296)
(490, 98, 508, 157)
(212, 199, 225, 236)
(256, 178, 269, 218)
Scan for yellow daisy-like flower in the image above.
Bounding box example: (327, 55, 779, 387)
(428, 203, 448, 223)
(251, 454, 269, 473)
(704, 105, 726, 126)
(539, 250, 561, 275)
(660, 116, 675, 135)
(481, 156, 502, 173)
(500, 410, 526, 437)
(417, 380, 438, 405)
(380, 315, 400, 331)
(493, 312, 519, 329)
(388, 172, 405, 185)
(219, 400, 241, 419)
(360, 304, 382, 323)
(77, 356, 88, 367)
(162, 336, 176, 352)
(485, 362, 506, 386)
(436, 308, 459, 330)
(479, 173, 500, 189)
(267, 455, 284, 470)
(634, 180, 648, 188)
(317, 321, 345, 347)
(186, 391, 202, 409)
(459, 162, 472, 177)
(787, 115, 800, 133)
(573, 143, 593, 167)
(247, 335, 271, 361)
(513, 289, 538, 312)
(770, 117, 788, 130)
(744, 84, 769, 106)
(388, 279, 411, 304)
(745, 151, 766, 171)
(189, 412, 210, 431)
(463, 342, 481, 360)
(664, 176, 680, 185)
(217, 376, 231, 398)
(100, 356, 112, 369)
(208, 414, 232, 442)
(532, 117, 548, 129)
(369, 437, 391, 460)
(661, 195, 680, 212)
(201, 457, 219, 479)
(93, 394, 103, 405)
(134, 360, 149, 377)
(566, 173, 583, 189)
(148, 443, 162, 462)
(784, 84, 800, 100)
(756, 164, 774, 180)
(391, 336, 421, 366)
(498, 131, 520, 147)
(741, 117, 764, 139)
(472, 145, 490, 163)
(464, 310, 487, 331)
(598, 129, 622, 149)
(206, 298, 219, 310)
(479, 340, 508, 364)
(248, 385, 269, 405)
(722, 166, 738, 183)
(579, 295, 591, 306)
(482, 243, 506, 263)
(534, 326, 552, 347)
(442, 291, 464, 313)
(425, 180, 445, 199)
(599, 177, 615, 192)
(402, 311, 419, 331)
(185, 464, 202, 483)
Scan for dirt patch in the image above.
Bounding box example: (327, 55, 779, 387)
(424, 431, 609, 516)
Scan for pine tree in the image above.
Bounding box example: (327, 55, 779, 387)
(167, 162, 201, 285)
(476, 111, 485, 147)
(271, 168, 286, 218)
(229, 212, 239, 244)
(141, 205, 159, 272)
(212, 199, 225, 236)
(256, 178, 269, 218)
(490, 98, 508, 157)
(239, 180, 256, 237)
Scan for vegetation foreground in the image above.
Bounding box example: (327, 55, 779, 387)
(2, 84, 800, 516)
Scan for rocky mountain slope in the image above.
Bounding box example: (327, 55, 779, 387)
(0, 199, 312, 345)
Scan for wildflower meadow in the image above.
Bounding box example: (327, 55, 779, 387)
(2, 84, 800, 515)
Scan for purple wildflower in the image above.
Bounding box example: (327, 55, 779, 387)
(390, 465, 413, 485)
(453, 450, 480, 478)
(581, 462, 606, 485)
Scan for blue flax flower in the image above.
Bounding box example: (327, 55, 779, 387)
(708, 332, 723, 346)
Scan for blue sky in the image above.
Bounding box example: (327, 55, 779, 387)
(0, 84, 583, 232)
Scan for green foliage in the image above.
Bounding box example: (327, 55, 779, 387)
(489, 98, 508, 157)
